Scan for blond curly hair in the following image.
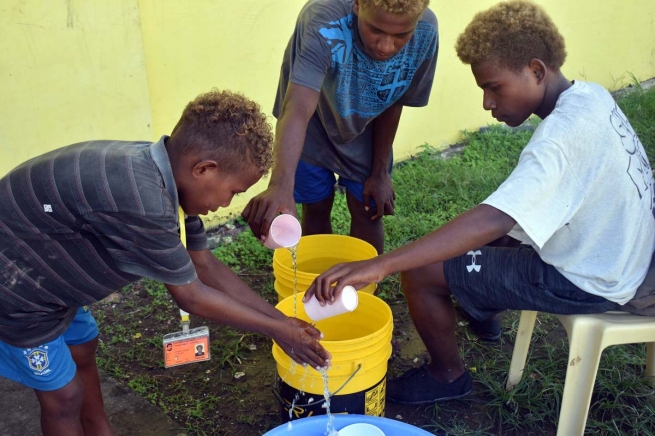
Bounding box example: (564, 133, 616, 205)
(455, 1, 567, 71)
(359, 0, 429, 17)
(170, 89, 273, 177)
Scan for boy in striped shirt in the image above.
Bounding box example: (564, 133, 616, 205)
(0, 90, 330, 435)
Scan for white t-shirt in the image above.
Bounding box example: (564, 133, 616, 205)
(483, 81, 655, 304)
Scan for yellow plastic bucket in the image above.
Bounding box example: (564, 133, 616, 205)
(272, 291, 393, 420)
(272, 235, 377, 301)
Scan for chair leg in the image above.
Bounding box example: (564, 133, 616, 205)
(506, 311, 538, 391)
(646, 342, 655, 386)
(556, 323, 604, 436)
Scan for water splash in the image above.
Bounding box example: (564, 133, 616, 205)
(288, 392, 298, 422)
(298, 364, 309, 392)
(288, 244, 299, 317)
(319, 368, 337, 436)
(281, 244, 305, 426)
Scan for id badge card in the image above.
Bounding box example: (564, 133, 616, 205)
(163, 326, 211, 368)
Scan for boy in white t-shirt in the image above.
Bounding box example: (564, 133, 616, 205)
(303, 0, 655, 404)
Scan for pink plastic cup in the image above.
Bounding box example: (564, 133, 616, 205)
(263, 214, 302, 250)
(303, 285, 359, 322)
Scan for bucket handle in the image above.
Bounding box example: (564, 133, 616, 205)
(273, 363, 362, 408)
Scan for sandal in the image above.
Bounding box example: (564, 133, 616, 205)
(387, 365, 472, 405)
(461, 310, 501, 342)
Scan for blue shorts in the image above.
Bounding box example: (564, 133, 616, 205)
(294, 160, 372, 205)
(0, 306, 98, 391)
(443, 246, 618, 321)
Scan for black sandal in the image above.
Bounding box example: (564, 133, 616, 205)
(461, 310, 501, 342)
(387, 365, 472, 404)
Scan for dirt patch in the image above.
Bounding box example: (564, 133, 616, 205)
(95, 274, 283, 435)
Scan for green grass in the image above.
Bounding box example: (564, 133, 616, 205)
(386, 123, 532, 248)
(619, 76, 655, 164)
(212, 230, 272, 272)
(94, 84, 655, 435)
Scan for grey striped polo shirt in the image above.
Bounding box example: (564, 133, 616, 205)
(0, 136, 207, 347)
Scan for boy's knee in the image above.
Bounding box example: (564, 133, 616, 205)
(401, 269, 425, 296)
(38, 376, 84, 419)
(350, 206, 380, 228)
(69, 337, 99, 369)
(401, 264, 449, 296)
(346, 193, 375, 220)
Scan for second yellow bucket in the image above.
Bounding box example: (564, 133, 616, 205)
(272, 291, 393, 420)
(272, 234, 378, 301)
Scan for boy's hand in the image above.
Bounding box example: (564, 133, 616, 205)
(274, 317, 331, 368)
(363, 172, 395, 220)
(242, 185, 297, 240)
(303, 258, 386, 305)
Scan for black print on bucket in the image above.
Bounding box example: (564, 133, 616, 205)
(273, 375, 387, 422)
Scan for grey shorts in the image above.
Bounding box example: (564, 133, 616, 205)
(443, 245, 618, 321)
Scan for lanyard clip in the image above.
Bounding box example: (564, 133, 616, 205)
(180, 309, 190, 334)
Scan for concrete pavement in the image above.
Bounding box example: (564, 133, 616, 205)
(0, 369, 186, 436)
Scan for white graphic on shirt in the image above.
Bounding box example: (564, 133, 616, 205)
(466, 250, 482, 273)
(43, 204, 53, 213)
(610, 104, 655, 216)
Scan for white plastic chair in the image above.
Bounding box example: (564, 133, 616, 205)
(506, 310, 655, 436)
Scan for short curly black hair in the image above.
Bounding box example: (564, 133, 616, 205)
(169, 89, 273, 177)
(456, 1, 567, 72)
(359, 0, 429, 17)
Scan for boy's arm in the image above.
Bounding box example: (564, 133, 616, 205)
(166, 277, 331, 368)
(188, 248, 285, 321)
(364, 103, 403, 220)
(305, 204, 516, 303)
(242, 83, 320, 240)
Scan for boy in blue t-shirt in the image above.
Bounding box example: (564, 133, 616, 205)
(243, 0, 438, 254)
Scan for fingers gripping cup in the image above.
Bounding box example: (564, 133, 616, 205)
(303, 285, 359, 322)
(264, 214, 302, 250)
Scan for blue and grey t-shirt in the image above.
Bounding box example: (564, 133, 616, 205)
(274, 0, 438, 182)
(0, 136, 207, 347)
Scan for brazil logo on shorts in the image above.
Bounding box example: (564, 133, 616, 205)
(27, 349, 50, 373)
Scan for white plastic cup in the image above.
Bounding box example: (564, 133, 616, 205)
(303, 285, 359, 322)
(264, 214, 302, 250)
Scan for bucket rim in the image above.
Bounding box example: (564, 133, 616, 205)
(275, 292, 393, 345)
(272, 235, 378, 272)
(273, 280, 377, 303)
